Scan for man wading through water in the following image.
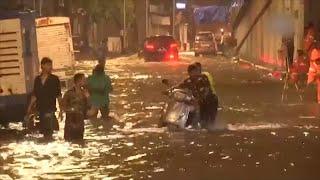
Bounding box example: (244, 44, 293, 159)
(27, 57, 63, 140)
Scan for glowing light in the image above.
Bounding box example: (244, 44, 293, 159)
(176, 3, 186, 9)
(170, 43, 178, 49)
(145, 44, 155, 51)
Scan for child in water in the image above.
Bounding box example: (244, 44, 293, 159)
(62, 73, 90, 141)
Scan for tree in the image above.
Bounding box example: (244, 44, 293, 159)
(79, 0, 135, 29)
(0, 0, 24, 11)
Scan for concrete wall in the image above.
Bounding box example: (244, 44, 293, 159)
(235, 0, 304, 69)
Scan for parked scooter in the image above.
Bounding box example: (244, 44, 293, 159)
(159, 79, 198, 130)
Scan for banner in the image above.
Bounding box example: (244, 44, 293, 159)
(194, 6, 229, 25)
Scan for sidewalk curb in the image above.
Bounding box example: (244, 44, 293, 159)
(237, 58, 289, 82)
(238, 58, 275, 72)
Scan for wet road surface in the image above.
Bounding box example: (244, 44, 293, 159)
(1, 55, 320, 180)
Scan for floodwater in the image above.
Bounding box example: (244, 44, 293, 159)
(1, 55, 320, 180)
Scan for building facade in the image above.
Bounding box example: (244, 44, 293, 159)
(234, 0, 320, 69)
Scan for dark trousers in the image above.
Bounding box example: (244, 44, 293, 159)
(200, 94, 219, 127)
(39, 112, 59, 138)
(64, 112, 85, 141)
(100, 105, 110, 119)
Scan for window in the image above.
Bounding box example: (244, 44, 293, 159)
(58, 0, 64, 7)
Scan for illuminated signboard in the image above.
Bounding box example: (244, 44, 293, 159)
(176, 3, 186, 9)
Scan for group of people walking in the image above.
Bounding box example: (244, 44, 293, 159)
(26, 57, 112, 141)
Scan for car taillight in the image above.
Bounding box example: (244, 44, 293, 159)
(170, 43, 178, 49)
(166, 52, 178, 61)
(145, 44, 155, 51)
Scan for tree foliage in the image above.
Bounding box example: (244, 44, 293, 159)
(79, 0, 135, 28)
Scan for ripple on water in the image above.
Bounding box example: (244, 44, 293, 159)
(227, 123, 287, 131)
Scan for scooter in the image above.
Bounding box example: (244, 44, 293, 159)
(159, 79, 198, 129)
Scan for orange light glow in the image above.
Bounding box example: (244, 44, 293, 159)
(170, 43, 178, 49)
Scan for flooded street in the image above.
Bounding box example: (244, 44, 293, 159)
(1, 55, 320, 180)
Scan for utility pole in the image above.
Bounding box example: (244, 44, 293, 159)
(123, 0, 126, 50)
(39, 0, 43, 16)
(33, 0, 36, 10)
(145, 0, 149, 38)
(172, 0, 176, 38)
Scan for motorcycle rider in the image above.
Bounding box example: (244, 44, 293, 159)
(178, 64, 215, 128)
(194, 62, 219, 124)
(194, 62, 217, 94)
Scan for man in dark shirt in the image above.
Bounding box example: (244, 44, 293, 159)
(27, 57, 62, 140)
(178, 64, 216, 128)
(179, 64, 211, 103)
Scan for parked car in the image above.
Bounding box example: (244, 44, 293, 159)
(194, 31, 217, 57)
(143, 35, 179, 62)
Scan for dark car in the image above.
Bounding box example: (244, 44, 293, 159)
(194, 31, 217, 57)
(143, 35, 179, 61)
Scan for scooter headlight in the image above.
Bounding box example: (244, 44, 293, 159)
(173, 92, 187, 101)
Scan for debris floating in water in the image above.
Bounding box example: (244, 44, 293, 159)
(290, 163, 295, 167)
(125, 153, 147, 162)
(227, 123, 286, 131)
(221, 156, 230, 160)
(153, 167, 165, 173)
(125, 142, 134, 147)
(303, 132, 309, 137)
(145, 106, 162, 110)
